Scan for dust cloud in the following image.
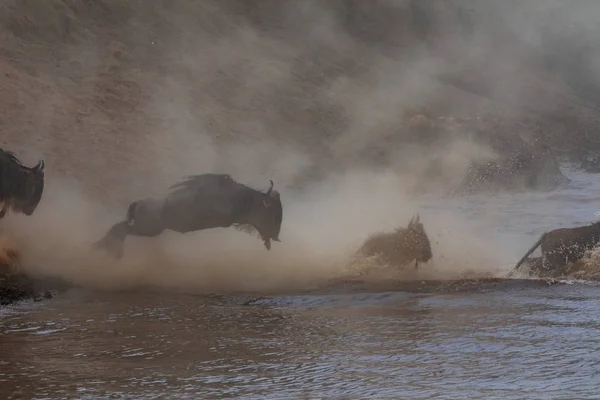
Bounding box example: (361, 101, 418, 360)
(2, 1, 598, 292)
(3, 169, 509, 293)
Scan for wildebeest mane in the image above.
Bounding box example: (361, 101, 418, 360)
(0, 149, 27, 168)
(168, 173, 235, 194)
(168, 173, 272, 197)
(394, 226, 407, 234)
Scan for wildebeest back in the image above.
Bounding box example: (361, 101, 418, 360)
(541, 223, 600, 269)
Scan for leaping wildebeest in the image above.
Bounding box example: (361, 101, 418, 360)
(0, 148, 45, 219)
(357, 214, 433, 269)
(513, 221, 600, 273)
(94, 173, 283, 259)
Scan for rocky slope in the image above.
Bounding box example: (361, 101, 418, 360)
(0, 0, 599, 202)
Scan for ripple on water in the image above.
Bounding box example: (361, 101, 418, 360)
(2, 286, 600, 399)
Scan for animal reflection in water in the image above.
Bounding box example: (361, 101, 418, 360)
(356, 214, 433, 271)
(514, 221, 600, 274)
(94, 174, 283, 259)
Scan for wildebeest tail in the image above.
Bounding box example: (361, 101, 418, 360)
(513, 232, 548, 271)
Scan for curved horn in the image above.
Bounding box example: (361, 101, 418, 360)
(266, 179, 274, 196)
(36, 160, 44, 171)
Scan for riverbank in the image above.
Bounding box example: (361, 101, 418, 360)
(0, 271, 46, 306)
(0, 237, 72, 306)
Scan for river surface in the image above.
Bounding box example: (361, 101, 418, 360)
(2, 166, 600, 399)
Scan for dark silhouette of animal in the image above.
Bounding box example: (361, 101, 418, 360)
(94, 173, 283, 259)
(514, 222, 600, 272)
(0, 149, 45, 218)
(358, 214, 433, 269)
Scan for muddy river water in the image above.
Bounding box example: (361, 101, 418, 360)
(2, 167, 600, 399)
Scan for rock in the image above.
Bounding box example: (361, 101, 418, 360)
(580, 154, 600, 173)
(456, 143, 569, 194)
(0, 271, 37, 306)
(0, 235, 71, 306)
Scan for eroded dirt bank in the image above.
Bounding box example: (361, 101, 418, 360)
(2, 1, 600, 299)
(1, 1, 600, 198)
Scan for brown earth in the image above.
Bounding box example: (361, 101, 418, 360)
(0, 1, 599, 201)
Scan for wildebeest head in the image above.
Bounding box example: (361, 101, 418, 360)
(400, 213, 433, 265)
(0, 150, 45, 216)
(250, 179, 283, 250)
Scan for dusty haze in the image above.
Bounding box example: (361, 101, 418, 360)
(1, 0, 599, 292)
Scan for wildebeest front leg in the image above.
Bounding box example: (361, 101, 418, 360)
(414, 260, 419, 269)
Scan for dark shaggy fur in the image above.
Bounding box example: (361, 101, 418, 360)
(358, 214, 433, 269)
(94, 173, 282, 259)
(514, 221, 600, 272)
(0, 149, 45, 218)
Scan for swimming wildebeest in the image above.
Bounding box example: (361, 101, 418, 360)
(0, 148, 45, 218)
(357, 214, 433, 269)
(94, 173, 283, 259)
(513, 222, 600, 273)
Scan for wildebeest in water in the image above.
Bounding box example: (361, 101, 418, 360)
(0, 148, 45, 218)
(513, 221, 600, 273)
(94, 173, 283, 259)
(358, 214, 433, 269)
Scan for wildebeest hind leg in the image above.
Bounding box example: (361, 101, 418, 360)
(93, 221, 130, 259)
